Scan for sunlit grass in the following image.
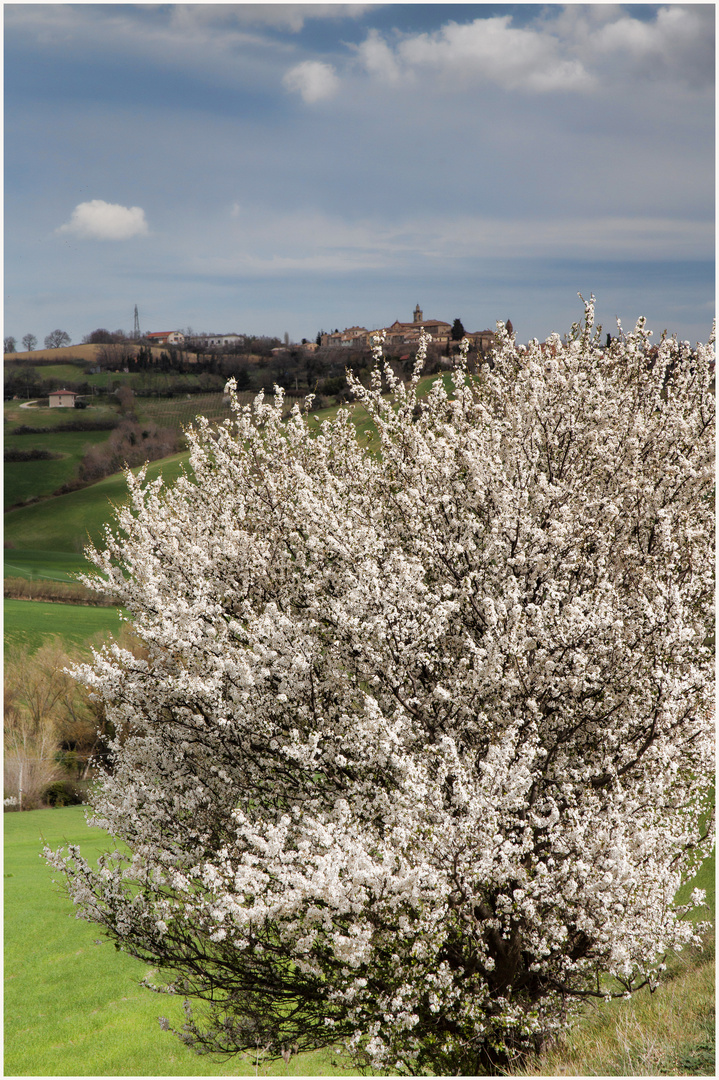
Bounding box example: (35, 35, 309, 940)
(4, 451, 189, 553)
(3, 807, 360, 1077)
(3, 549, 91, 582)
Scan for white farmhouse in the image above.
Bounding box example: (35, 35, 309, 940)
(49, 389, 77, 408)
(146, 331, 185, 346)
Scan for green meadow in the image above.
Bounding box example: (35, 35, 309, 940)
(4, 399, 118, 509)
(3, 549, 90, 582)
(4, 808, 353, 1077)
(4, 446, 188, 651)
(4, 598, 123, 653)
(5, 807, 714, 1078)
(24, 362, 93, 381)
(4, 400, 118, 432)
(4, 430, 114, 510)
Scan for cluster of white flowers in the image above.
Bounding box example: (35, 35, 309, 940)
(47, 298, 714, 1075)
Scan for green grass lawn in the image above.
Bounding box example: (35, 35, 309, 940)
(3, 807, 357, 1077)
(5, 807, 713, 1078)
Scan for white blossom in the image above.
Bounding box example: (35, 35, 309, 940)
(47, 299, 714, 1075)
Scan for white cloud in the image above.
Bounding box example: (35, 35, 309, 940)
(355, 29, 402, 84)
(57, 200, 149, 240)
(283, 60, 340, 103)
(353, 6, 714, 95)
(588, 5, 715, 88)
(355, 15, 592, 94)
(401, 16, 591, 93)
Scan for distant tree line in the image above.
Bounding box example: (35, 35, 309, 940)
(6, 330, 75, 352)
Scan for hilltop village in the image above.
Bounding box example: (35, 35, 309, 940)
(5, 306, 513, 410)
(130, 305, 511, 399)
(140, 304, 509, 356)
(318, 305, 504, 352)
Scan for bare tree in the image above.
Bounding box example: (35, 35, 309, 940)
(44, 329, 71, 349)
(4, 642, 67, 809)
(115, 385, 136, 416)
(22, 334, 37, 352)
(96, 340, 135, 369)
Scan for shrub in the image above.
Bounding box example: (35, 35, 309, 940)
(77, 421, 182, 483)
(11, 417, 119, 434)
(3, 577, 113, 606)
(43, 779, 86, 807)
(48, 301, 714, 1075)
(4, 448, 63, 462)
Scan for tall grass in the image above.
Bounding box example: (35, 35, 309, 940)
(517, 944, 714, 1076)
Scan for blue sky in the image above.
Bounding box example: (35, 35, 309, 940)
(4, 2, 715, 346)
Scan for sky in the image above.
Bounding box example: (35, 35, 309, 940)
(4, 2, 715, 346)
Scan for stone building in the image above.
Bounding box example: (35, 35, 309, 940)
(318, 307, 506, 355)
(49, 388, 77, 407)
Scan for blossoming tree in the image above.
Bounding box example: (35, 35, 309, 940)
(49, 300, 714, 1075)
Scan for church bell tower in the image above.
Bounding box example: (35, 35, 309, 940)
(413, 304, 423, 324)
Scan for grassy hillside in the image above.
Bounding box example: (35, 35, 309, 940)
(3, 549, 90, 581)
(4, 451, 189, 554)
(4, 399, 118, 432)
(137, 390, 239, 428)
(4, 400, 119, 509)
(5, 430, 114, 509)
